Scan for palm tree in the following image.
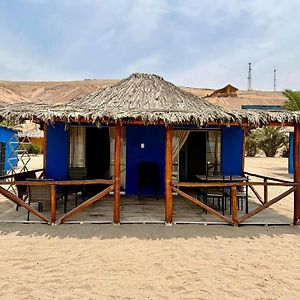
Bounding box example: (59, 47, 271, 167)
(245, 129, 260, 157)
(283, 89, 300, 111)
(256, 127, 288, 157)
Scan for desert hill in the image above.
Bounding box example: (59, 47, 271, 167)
(0, 79, 287, 109)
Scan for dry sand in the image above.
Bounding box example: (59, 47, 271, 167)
(0, 157, 299, 299)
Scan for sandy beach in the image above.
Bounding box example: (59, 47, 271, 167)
(0, 157, 299, 299)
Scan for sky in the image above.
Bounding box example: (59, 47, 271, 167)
(0, 0, 299, 90)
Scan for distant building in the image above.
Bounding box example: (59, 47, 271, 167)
(209, 84, 239, 98)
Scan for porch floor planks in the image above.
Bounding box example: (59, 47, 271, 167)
(0, 194, 292, 224)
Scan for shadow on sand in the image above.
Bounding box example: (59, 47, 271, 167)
(0, 222, 299, 241)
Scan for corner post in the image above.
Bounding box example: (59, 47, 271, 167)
(241, 126, 246, 175)
(231, 185, 238, 226)
(165, 125, 173, 224)
(293, 126, 300, 225)
(43, 123, 48, 172)
(114, 121, 122, 225)
(50, 184, 56, 225)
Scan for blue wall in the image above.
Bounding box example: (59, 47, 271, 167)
(126, 125, 165, 195)
(221, 127, 244, 175)
(0, 126, 18, 172)
(46, 123, 68, 180)
(289, 132, 294, 174)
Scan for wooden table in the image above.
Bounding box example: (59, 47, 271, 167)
(195, 175, 247, 182)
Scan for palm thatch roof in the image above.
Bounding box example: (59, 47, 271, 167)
(0, 73, 300, 127)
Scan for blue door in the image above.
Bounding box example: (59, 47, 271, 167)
(125, 125, 165, 196)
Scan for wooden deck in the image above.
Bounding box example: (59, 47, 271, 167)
(0, 193, 292, 225)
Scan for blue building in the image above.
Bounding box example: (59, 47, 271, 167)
(0, 125, 18, 175)
(45, 123, 244, 196)
(2, 73, 300, 225)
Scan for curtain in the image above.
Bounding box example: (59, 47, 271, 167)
(172, 130, 190, 162)
(69, 127, 86, 167)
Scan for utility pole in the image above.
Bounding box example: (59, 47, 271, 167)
(247, 63, 252, 91)
(273, 69, 277, 91)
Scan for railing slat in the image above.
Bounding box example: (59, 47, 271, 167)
(238, 187, 296, 224)
(244, 171, 293, 183)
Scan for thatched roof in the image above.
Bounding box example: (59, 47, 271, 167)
(0, 73, 238, 125)
(0, 73, 299, 127)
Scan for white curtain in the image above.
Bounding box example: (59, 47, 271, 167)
(172, 130, 190, 161)
(69, 127, 86, 167)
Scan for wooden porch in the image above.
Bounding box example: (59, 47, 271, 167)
(0, 122, 299, 226)
(0, 189, 293, 225)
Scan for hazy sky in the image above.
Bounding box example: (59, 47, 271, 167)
(0, 0, 299, 90)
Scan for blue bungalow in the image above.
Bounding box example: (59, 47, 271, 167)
(1, 73, 300, 226)
(45, 123, 244, 195)
(0, 125, 18, 175)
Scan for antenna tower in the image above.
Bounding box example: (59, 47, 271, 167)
(273, 69, 277, 91)
(247, 62, 252, 91)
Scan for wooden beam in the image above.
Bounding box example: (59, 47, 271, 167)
(293, 126, 300, 225)
(249, 185, 264, 205)
(263, 178, 268, 204)
(0, 186, 49, 223)
(172, 186, 234, 225)
(173, 181, 296, 188)
(244, 171, 292, 183)
(239, 187, 296, 224)
(165, 125, 173, 224)
(57, 185, 114, 224)
(0, 168, 43, 181)
(113, 122, 122, 225)
(0, 178, 114, 186)
(231, 186, 238, 226)
(50, 185, 56, 225)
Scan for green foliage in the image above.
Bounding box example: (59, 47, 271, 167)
(246, 130, 259, 157)
(256, 127, 288, 157)
(283, 89, 300, 111)
(246, 127, 288, 157)
(0, 120, 18, 127)
(22, 144, 41, 155)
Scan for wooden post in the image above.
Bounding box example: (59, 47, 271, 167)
(113, 122, 122, 225)
(263, 178, 268, 204)
(165, 125, 173, 224)
(293, 126, 300, 225)
(43, 123, 47, 172)
(241, 127, 246, 175)
(50, 184, 56, 225)
(231, 185, 238, 226)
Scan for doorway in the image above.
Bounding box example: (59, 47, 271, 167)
(179, 130, 221, 181)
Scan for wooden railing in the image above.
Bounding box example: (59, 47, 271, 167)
(172, 176, 297, 226)
(0, 174, 114, 225)
(0, 170, 296, 226)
